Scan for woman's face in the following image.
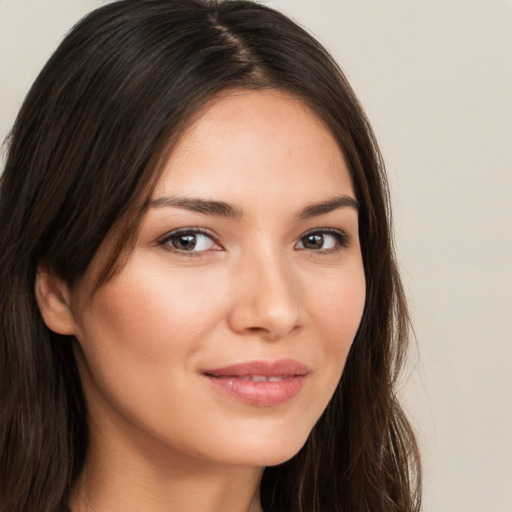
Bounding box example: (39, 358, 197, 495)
(68, 89, 366, 468)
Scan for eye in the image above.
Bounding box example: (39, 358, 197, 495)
(158, 229, 220, 254)
(295, 229, 349, 252)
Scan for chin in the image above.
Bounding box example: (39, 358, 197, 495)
(203, 422, 313, 468)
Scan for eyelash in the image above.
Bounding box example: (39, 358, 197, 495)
(295, 228, 350, 253)
(158, 228, 221, 257)
(157, 227, 350, 256)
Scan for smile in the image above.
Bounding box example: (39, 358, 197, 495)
(235, 375, 286, 382)
(203, 359, 309, 407)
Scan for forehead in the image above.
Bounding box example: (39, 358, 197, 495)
(154, 89, 354, 203)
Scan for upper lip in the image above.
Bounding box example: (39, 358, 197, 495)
(204, 358, 309, 378)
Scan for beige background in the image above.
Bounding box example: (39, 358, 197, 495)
(1, 1, 511, 510)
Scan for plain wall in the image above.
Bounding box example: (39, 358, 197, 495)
(1, 1, 511, 510)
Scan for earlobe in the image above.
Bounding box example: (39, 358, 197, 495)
(35, 267, 76, 335)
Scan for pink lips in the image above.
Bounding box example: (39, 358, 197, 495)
(203, 359, 309, 407)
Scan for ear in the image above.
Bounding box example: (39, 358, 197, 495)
(35, 267, 76, 335)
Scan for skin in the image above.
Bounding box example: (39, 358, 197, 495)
(36, 89, 366, 512)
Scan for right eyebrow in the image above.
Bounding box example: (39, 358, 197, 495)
(148, 196, 243, 218)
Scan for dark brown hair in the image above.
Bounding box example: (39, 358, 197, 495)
(0, 1, 421, 511)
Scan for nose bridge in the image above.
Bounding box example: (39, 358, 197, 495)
(228, 243, 301, 339)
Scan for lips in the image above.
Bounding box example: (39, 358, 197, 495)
(203, 359, 309, 407)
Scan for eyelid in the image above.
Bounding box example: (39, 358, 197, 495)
(157, 227, 223, 255)
(156, 226, 350, 255)
(295, 228, 350, 251)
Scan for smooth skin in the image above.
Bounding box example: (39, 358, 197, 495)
(36, 89, 366, 512)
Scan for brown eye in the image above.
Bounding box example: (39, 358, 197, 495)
(171, 234, 198, 250)
(160, 230, 218, 253)
(301, 234, 325, 249)
(296, 230, 348, 251)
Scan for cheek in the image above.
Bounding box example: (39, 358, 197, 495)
(71, 262, 232, 438)
(310, 267, 366, 353)
(79, 262, 227, 361)
(302, 265, 366, 404)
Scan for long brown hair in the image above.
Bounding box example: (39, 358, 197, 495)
(0, 1, 421, 511)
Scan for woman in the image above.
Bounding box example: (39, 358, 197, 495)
(0, 1, 421, 511)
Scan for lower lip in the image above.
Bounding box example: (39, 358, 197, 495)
(204, 375, 307, 407)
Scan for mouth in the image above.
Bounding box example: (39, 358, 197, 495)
(203, 359, 309, 407)
(214, 375, 290, 382)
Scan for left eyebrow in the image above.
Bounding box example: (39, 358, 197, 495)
(298, 195, 359, 220)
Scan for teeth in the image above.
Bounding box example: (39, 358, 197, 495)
(215, 375, 287, 382)
(248, 375, 284, 382)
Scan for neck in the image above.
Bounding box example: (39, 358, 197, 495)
(70, 445, 263, 512)
(69, 408, 264, 512)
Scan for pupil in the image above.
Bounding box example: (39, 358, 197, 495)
(173, 234, 196, 250)
(304, 234, 323, 249)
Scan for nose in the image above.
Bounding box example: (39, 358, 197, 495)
(227, 250, 302, 340)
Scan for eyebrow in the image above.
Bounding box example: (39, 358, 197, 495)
(149, 196, 243, 218)
(148, 194, 359, 219)
(298, 195, 359, 219)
